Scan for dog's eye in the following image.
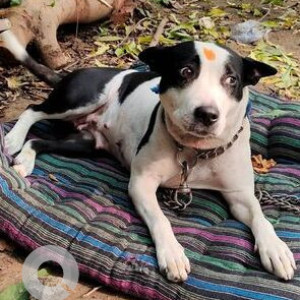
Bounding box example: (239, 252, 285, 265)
(225, 76, 237, 86)
(180, 66, 194, 79)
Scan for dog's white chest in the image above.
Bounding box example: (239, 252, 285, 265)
(161, 151, 223, 191)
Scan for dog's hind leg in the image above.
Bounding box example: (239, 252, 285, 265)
(5, 107, 50, 156)
(4, 104, 81, 156)
(13, 131, 96, 177)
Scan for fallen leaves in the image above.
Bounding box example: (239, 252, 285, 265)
(262, 0, 284, 6)
(5, 76, 24, 90)
(249, 41, 300, 99)
(252, 154, 277, 174)
(71, 0, 300, 94)
(208, 7, 227, 18)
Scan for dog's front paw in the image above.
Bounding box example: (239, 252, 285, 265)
(5, 131, 24, 156)
(255, 234, 297, 280)
(156, 240, 191, 282)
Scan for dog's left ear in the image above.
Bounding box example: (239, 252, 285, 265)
(139, 46, 166, 73)
(242, 57, 277, 86)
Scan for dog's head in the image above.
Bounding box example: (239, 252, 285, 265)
(139, 41, 276, 147)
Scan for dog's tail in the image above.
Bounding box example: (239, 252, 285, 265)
(1, 29, 62, 87)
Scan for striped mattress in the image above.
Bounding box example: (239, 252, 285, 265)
(0, 89, 299, 299)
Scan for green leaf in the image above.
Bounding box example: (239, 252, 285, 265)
(96, 36, 122, 42)
(125, 25, 134, 37)
(123, 41, 142, 57)
(169, 13, 180, 24)
(98, 26, 109, 37)
(0, 282, 28, 300)
(262, 0, 284, 6)
(189, 11, 199, 20)
(253, 8, 263, 17)
(90, 42, 110, 57)
(38, 268, 51, 277)
(158, 36, 177, 45)
(10, 0, 21, 6)
(137, 35, 153, 44)
(261, 20, 280, 28)
(203, 28, 219, 39)
(241, 3, 251, 12)
(208, 7, 227, 18)
(115, 47, 125, 57)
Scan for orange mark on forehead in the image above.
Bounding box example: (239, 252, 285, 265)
(203, 47, 216, 61)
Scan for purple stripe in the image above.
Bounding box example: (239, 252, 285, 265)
(31, 178, 140, 223)
(79, 263, 169, 300)
(84, 198, 140, 223)
(173, 227, 253, 250)
(252, 118, 271, 125)
(271, 117, 300, 126)
(272, 167, 300, 177)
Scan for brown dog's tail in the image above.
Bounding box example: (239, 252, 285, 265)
(0, 28, 62, 87)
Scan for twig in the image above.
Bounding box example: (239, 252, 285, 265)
(118, 17, 151, 47)
(82, 286, 102, 298)
(97, 0, 113, 9)
(259, 7, 271, 22)
(150, 17, 168, 47)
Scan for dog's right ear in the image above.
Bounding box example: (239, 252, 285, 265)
(138, 46, 166, 73)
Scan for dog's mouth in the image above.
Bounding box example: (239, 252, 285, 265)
(183, 123, 218, 138)
(164, 112, 223, 149)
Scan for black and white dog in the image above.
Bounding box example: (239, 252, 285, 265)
(1, 30, 296, 282)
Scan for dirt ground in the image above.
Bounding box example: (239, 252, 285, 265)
(0, 0, 299, 299)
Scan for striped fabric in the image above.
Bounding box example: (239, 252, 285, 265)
(0, 90, 299, 299)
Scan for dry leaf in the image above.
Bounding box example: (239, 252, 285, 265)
(49, 173, 59, 182)
(5, 76, 23, 90)
(251, 154, 277, 174)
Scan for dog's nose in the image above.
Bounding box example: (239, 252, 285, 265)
(194, 106, 219, 126)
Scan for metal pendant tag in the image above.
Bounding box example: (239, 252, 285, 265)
(173, 183, 193, 211)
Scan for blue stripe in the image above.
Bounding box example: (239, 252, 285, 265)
(276, 231, 300, 239)
(187, 277, 290, 300)
(188, 218, 213, 226)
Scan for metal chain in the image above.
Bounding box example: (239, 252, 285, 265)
(256, 189, 300, 215)
(161, 188, 300, 213)
(163, 125, 245, 211)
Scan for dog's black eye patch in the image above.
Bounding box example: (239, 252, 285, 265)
(139, 41, 201, 93)
(158, 56, 200, 93)
(221, 63, 243, 101)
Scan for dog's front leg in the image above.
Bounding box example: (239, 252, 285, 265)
(129, 174, 191, 282)
(222, 190, 296, 280)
